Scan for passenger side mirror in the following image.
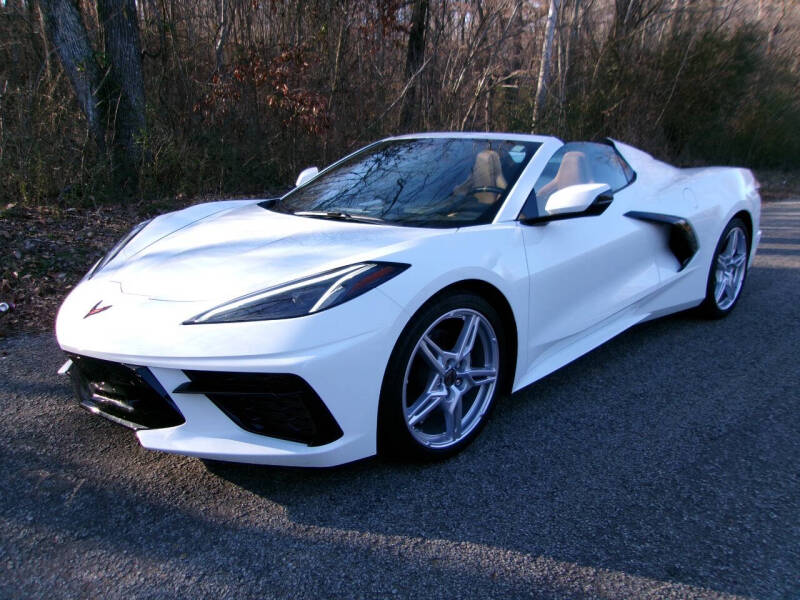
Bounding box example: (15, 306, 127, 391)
(544, 183, 612, 216)
(295, 166, 319, 187)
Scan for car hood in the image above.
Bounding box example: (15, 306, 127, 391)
(98, 202, 443, 302)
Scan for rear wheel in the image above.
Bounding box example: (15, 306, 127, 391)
(378, 292, 507, 459)
(700, 217, 750, 318)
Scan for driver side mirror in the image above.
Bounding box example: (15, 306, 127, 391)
(544, 183, 612, 216)
(295, 166, 319, 187)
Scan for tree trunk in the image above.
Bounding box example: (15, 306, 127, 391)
(98, 0, 147, 189)
(399, 0, 429, 132)
(215, 0, 230, 71)
(561, 0, 581, 104)
(39, 0, 105, 153)
(532, 0, 560, 130)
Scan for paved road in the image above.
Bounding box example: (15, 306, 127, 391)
(1, 201, 798, 600)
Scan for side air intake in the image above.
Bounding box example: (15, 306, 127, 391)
(625, 211, 699, 270)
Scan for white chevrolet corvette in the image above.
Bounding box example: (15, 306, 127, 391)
(56, 133, 761, 466)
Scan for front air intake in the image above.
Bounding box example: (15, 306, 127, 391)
(173, 371, 343, 447)
(67, 354, 186, 430)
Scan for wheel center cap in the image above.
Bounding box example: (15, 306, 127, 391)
(444, 369, 457, 387)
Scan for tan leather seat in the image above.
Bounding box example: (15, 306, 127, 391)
(536, 151, 591, 214)
(454, 150, 508, 205)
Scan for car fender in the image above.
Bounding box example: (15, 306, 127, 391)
(377, 223, 530, 389)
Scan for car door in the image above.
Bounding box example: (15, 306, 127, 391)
(519, 142, 664, 380)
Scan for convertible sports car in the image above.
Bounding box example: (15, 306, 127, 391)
(56, 133, 761, 466)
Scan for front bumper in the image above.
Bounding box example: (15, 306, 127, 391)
(56, 278, 407, 467)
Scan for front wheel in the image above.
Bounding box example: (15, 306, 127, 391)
(378, 293, 507, 459)
(700, 217, 750, 318)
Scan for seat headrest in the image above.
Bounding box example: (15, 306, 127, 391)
(556, 151, 590, 187)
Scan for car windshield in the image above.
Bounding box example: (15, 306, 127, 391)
(267, 137, 541, 228)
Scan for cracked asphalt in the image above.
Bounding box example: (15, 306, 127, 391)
(1, 199, 798, 599)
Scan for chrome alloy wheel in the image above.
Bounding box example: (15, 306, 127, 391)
(714, 226, 748, 310)
(402, 308, 500, 449)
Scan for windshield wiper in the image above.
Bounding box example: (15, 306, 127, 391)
(294, 210, 385, 224)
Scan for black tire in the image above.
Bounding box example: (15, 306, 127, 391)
(378, 292, 508, 460)
(699, 217, 750, 319)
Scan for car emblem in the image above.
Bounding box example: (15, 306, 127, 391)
(84, 300, 112, 318)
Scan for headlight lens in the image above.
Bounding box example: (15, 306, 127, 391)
(84, 219, 152, 280)
(184, 262, 409, 324)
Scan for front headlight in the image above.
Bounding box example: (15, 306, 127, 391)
(84, 219, 152, 280)
(184, 262, 409, 324)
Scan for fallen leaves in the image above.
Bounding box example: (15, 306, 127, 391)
(0, 201, 181, 337)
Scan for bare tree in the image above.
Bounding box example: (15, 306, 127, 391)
(39, 0, 147, 189)
(399, 0, 430, 132)
(533, 0, 560, 129)
(215, 0, 230, 71)
(39, 0, 106, 152)
(98, 0, 147, 186)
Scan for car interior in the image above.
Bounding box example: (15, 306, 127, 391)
(520, 141, 636, 219)
(453, 149, 509, 204)
(535, 151, 591, 213)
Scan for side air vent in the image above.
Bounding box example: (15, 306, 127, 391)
(625, 211, 699, 270)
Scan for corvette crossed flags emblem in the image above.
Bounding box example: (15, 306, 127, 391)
(84, 300, 112, 319)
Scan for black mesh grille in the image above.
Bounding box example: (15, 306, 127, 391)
(174, 371, 343, 446)
(67, 354, 185, 430)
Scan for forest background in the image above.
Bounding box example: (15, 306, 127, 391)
(0, 0, 798, 333)
(2, 0, 799, 203)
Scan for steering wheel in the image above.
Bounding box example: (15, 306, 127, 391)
(468, 186, 506, 197)
(438, 186, 506, 220)
(450, 186, 507, 210)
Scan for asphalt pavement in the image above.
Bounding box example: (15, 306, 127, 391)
(1, 200, 798, 600)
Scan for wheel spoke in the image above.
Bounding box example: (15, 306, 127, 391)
(407, 383, 447, 426)
(731, 251, 746, 268)
(462, 367, 497, 389)
(728, 228, 738, 249)
(455, 314, 480, 360)
(714, 271, 726, 302)
(722, 231, 737, 258)
(419, 335, 446, 374)
(726, 279, 738, 302)
(442, 393, 463, 441)
(732, 228, 743, 250)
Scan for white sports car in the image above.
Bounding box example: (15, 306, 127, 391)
(56, 133, 761, 467)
